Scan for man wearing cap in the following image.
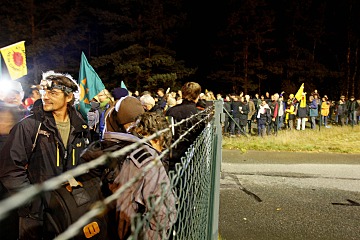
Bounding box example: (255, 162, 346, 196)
(0, 71, 90, 239)
(111, 87, 129, 101)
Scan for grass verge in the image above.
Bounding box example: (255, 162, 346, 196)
(222, 125, 360, 154)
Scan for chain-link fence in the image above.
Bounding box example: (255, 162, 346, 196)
(0, 101, 223, 240)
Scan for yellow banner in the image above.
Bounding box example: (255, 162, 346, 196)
(294, 83, 304, 101)
(0, 41, 27, 80)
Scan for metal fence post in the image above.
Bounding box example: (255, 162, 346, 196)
(208, 100, 222, 240)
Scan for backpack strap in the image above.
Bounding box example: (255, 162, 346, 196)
(32, 122, 42, 152)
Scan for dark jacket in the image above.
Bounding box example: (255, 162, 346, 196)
(337, 101, 347, 117)
(230, 101, 242, 118)
(296, 102, 309, 118)
(0, 106, 89, 200)
(347, 100, 359, 113)
(257, 107, 271, 125)
(154, 96, 166, 112)
(239, 102, 249, 126)
(223, 101, 231, 118)
(165, 100, 204, 168)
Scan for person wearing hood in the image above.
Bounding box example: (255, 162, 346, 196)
(82, 96, 176, 239)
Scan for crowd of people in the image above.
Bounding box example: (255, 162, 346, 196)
(221, 90, 360, 137)
(0, 72, 205, 240)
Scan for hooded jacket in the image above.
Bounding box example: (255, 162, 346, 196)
(81, 131, 177, 240)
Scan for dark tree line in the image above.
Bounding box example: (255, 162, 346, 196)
(1, 0, 360, 98)
(206, 0, 360, 98)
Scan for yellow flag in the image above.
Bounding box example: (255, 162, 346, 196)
(0, 41, 27, 80)
(294, 83, 304, 101)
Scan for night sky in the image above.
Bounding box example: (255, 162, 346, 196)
(1, 0, 360, 99)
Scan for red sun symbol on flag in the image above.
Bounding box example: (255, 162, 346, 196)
(12, 52, 23, 66)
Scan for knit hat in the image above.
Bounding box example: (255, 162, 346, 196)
(112, 87, 129, 100)
(115, 96, 144, 125)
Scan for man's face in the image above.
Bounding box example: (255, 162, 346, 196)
(42, 89, 71, 112)
(33, 89, 41, 100)
(157, 90, 164, 97)
(3, 90, 22, 105)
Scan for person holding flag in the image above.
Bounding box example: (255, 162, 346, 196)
(294, 83, 304, 103)
(296, 92, 309, 131)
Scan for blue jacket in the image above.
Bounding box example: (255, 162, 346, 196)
(309, 100, 318, 117)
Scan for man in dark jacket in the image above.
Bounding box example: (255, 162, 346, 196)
(347, 96, 359, 125)
(0, 71, 90, 240)
(223, 95, 232, 134)
(267, 94, 279, 135)
(230, 95, 242, 136)
(337, 95, 347, 126)
(153, 88, 167, 113)
(165, 82, 204, 171)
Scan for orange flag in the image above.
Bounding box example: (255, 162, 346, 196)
(0, 41, 27, 80)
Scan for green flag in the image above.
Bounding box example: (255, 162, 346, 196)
(120, 81, 127, 90)
(77, 52, 105, 120)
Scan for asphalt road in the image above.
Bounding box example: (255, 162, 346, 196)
(219, 150, 360, 240)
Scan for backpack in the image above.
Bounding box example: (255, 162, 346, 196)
(30, 121, 107, 239)
(43, 175, 108, 239)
